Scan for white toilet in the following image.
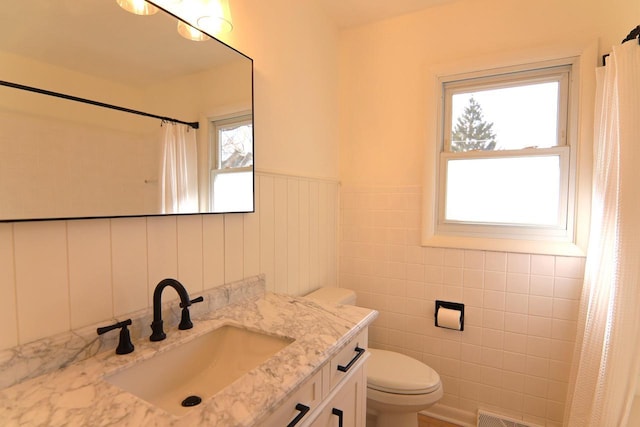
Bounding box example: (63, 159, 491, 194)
(306, 288, 443, 427)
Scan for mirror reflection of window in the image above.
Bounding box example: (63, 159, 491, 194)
(210, 114, 253, 212)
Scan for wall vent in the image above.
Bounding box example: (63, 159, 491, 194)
(477, 410, 543, 427)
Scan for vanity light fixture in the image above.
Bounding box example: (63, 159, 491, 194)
(118, 0, 233, 41)
(196, 0, 233, 34)
(116, 0, 159, 15)
(155, 0, 233, 40)
(177, 20, 210, 41)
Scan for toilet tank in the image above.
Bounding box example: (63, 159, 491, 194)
(305, 287, 356, 305)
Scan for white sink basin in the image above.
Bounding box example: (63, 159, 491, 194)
(105, 324, 294, 416)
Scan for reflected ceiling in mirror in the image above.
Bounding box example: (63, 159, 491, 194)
(0, 0, 254, 221)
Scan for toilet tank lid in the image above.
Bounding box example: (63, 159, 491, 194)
(305, 287, 356, 305)
(367, 348, 441, 395)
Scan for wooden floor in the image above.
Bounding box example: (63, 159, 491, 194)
(418, 413, 463, 427)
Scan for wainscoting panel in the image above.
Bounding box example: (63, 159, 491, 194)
(177, 215, 204, 295)
(256, 172, 339, 296)
(111, 216, 149, 317)
(259, 174, 276, 293)
(0, 171, 339, 348)
(287, 179, 301, 295)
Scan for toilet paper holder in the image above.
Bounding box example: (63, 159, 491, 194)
(435, 300, 464, 331)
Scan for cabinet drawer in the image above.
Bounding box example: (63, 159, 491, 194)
(262, 368, 324, 427)
(328, 329, 368, 391)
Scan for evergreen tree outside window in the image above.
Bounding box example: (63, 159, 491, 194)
(450, 97, 497, 152)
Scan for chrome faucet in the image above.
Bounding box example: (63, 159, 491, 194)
(149, 278, 203, 342)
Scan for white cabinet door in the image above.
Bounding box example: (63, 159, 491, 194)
(310, 363, 366, 427)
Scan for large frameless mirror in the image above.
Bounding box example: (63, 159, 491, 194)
(0, 0, 254, 221)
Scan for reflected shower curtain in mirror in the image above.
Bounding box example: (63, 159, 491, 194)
(160, 122, 198, 214)
(565, 41, 640, 426)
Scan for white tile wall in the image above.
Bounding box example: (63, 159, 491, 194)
(339, 185, 585, 427)
(0, 172, 339, 350)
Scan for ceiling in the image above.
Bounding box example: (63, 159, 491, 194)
(317, 0, 462, 28)
(0, 0, 460, 88)
(0, 0, 242, 87)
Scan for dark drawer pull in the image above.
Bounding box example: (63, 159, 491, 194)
(332, 408, 344, 427)
(287, 403, 310, 427)
(337, 346, 365, 372)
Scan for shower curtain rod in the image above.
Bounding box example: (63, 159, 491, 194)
(0, 80, 199, 130)
(602, 24, 640, 66)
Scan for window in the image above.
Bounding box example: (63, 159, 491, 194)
(432, 59, 580, 247)
(209, 114, 253, 212)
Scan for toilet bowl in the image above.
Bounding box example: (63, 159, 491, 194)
(305, 287, 443, 427)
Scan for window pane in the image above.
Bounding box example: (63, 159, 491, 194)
(450, 82, 559, 152)
(445, 156, 560, 225)
(219, 123, 253, 169)
(212, 171, 253, 212)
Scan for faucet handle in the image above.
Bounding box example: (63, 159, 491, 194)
(178, 296, 204, 330)
(179, 295, 204, 308)
(97, 319, 135, 355)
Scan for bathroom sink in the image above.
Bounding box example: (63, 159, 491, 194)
(105, 324, 294, 416)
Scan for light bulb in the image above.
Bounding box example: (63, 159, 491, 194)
(116, 0, 159, 15)
(197, 0, 233, 35)
(176, 20, 210, 41)
(197, 15, 232, 34)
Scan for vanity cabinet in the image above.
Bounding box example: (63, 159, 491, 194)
(262, 328, 369, 427)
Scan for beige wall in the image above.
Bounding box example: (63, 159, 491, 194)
(338, 0, 639, 186)
(0, 1, 341, 348)
(337, 0, 639, 425)
(222, 0, 340, 180)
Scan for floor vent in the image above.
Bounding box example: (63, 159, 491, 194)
(477, 410, 542, 427)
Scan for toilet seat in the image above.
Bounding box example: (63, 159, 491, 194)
(367, 349, 441, 395)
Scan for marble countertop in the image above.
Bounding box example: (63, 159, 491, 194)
(0, 292, 377, 426)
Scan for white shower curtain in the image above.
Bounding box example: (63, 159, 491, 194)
(565, 41, 640, 426)
(160, 122, 198, 214)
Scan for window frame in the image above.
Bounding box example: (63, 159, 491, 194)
(442, 65, 571, 152)
(422, 52, 592, 256)
(210, 114, 253, 171)
(208, 112, 254, 212)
